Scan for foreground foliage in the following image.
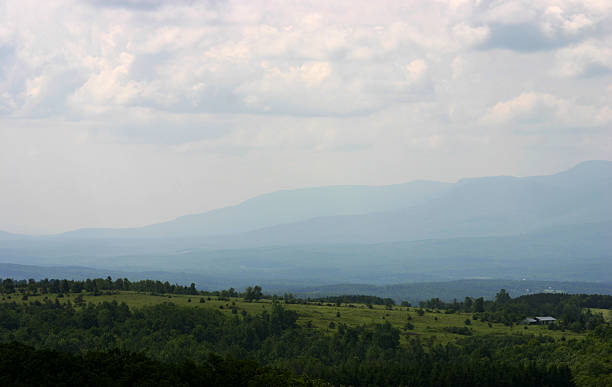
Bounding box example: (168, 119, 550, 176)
(0, 342, 322, 387)
(0, 299, 600, 386)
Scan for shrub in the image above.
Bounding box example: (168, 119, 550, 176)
(443, 326, 473, 336)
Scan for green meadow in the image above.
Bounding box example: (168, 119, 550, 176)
(590, 308, 612, 322)
(3, 291, 589, 345)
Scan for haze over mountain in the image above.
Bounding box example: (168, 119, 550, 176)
(60, 180, 451, 239)
(42, 159, 612, 247)
(221, 160, 612, 246)
(0, 160, 610, 288)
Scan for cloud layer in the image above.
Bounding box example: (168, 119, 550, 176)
(1, 0, 611, 233)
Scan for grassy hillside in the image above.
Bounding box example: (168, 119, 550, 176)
(1, 291, 588, 345)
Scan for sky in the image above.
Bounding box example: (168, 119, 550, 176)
(1, 0, 611, 234)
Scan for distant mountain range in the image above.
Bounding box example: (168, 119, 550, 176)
(1, 160, 611, 287)
(52, 160, 612, 247)
(206, 160, 612, 246)
(59, 180, 451, 239)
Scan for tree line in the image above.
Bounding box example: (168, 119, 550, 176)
(0, 277, 271, 302)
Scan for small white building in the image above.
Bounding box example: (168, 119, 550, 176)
(521, 316, 556, 325)
(535, 316, 556, 324)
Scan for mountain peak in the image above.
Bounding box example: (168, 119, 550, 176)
(567, 159, 612, 171)
(552, 160, 612, 180)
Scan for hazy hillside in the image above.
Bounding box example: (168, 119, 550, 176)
(2, 222, 609, 285)
(60, 180, 451, 239)
(147, 221, 612, 284)
(288, 279, 612, 304)
(214, 160, 612, 246)
(0, 231, 28, 241)
(33, 160, 612, 247)
(3, 263, 611, 304)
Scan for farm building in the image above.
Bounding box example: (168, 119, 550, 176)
(535, 316, 557, 324)
(521, 316, 556, 325)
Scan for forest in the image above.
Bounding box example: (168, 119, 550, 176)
(0, 277, 610, 386)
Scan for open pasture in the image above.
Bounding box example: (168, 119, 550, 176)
(2, 291, 591, 345)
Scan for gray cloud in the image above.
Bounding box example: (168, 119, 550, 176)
(480, 23, 572, 51)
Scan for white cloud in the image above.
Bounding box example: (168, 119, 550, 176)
(555, 39, 612, 77)
(481, 91, 612, 128)
(404, 59, 428, 84)
(482, 92, 563, 125)
(452, 23, 490, 46)
(299, 62, 332, 85)
(542, 6, 595, 37)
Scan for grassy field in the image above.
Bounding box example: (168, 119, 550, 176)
(590, 308, 612, 322)
(2, 291, 592, 345)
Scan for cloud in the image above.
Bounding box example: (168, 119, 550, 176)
(481, 91, 612, 128)
(481, 23, 570, 51)
(0, 1, 501, 125)
(452, 23, 490, 47)
(554, 39, 612, 77)
(404, 59, 428, 84)
(476, 0, 609, 52)
(0, 0, 607, 125)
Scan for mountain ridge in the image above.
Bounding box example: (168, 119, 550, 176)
(201, 160, 612, 247)
(30, 160, 612, 244)
(57, 179, 452, 239)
